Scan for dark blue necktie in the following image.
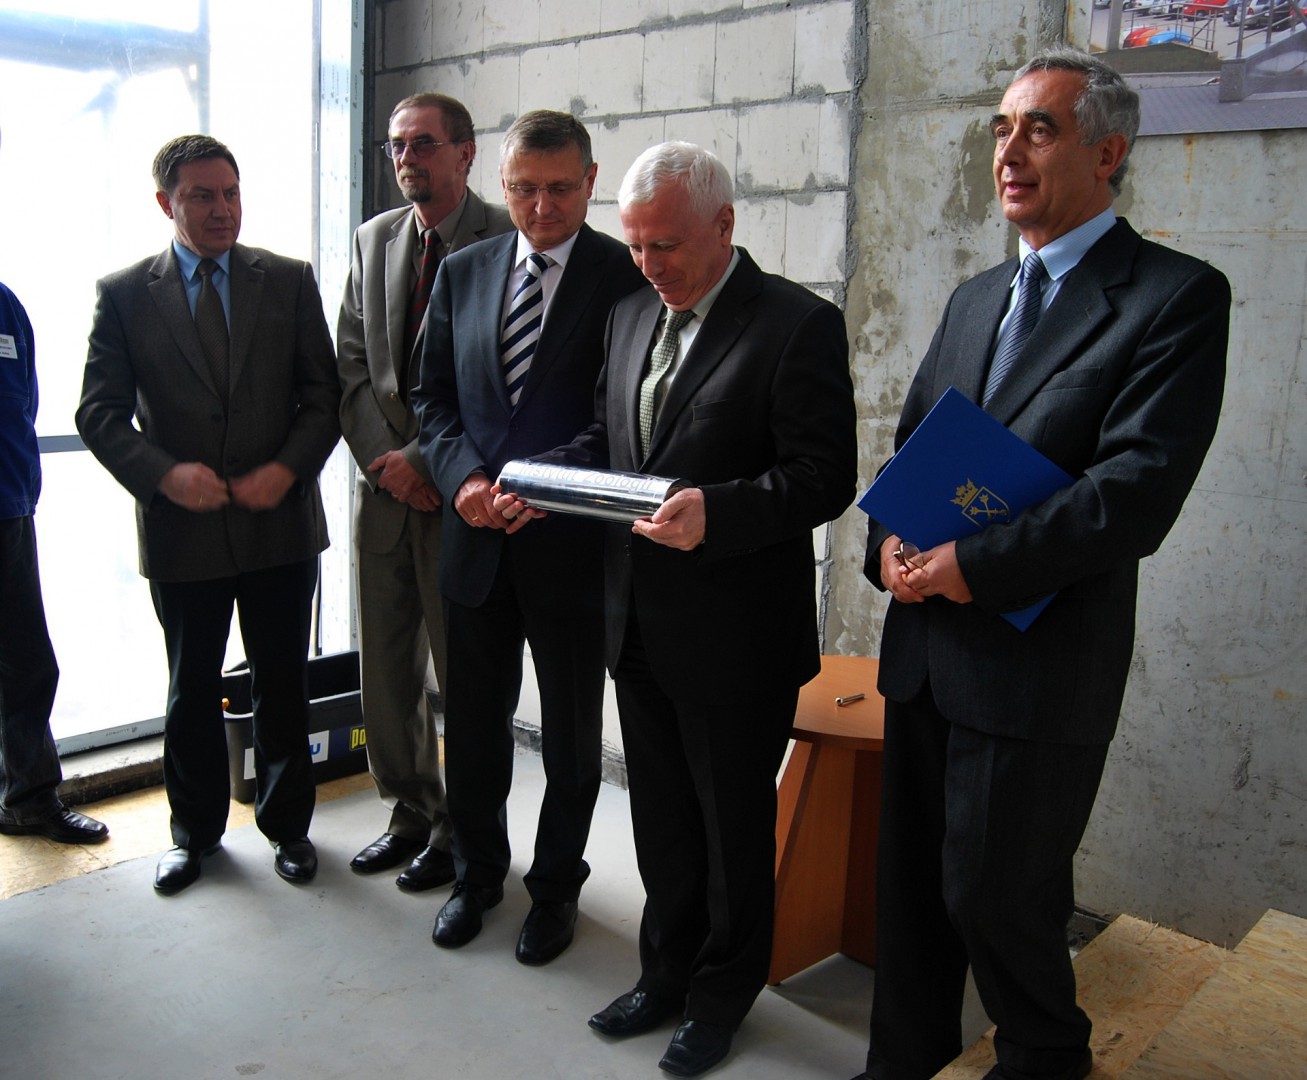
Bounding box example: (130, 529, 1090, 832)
(983, 251, 1046, 407)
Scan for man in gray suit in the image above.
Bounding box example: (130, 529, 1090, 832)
(337, 93, 512, 892)
(77, 135, 341, 895)
(855, 50, 1229, 1080)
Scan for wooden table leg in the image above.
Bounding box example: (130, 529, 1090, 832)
(770, 739, 857, 984)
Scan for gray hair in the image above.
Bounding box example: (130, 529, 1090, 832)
(500, 110, 593, 171)
(1014, 47, 1140, 196)
(617, 142, 734, 219)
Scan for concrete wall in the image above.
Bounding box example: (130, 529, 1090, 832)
(369, 0, 1307, 945)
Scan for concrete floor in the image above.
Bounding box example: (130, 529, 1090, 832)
(0, 749, 978, 1080)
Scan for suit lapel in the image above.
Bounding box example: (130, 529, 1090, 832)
(987, 221, 1138, 424)
(621, 293, 664, 467)
(227, 244, 263, 393)
(643, 250, 762, 462)
(146, 247, 219, 396)
(474, 232, 519, 415)
(385, 212, 413, 386)
(953, 261, 1015, 406)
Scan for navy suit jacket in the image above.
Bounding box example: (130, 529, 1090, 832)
(866, 218, 1229, 745)
(411, 223, 644, 607)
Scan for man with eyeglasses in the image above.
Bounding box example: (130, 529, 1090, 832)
(337, 93, 512, 894)
(411, 109, 643, 964)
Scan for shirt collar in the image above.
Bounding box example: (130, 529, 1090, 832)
(513, 228, 580, 272)
(1017, 208, 1116, 284)
(173, 240, 232, 280)
(413, 190, 468, 249)
(687, 248, 741, 322)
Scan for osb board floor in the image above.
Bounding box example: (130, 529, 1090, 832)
(1122, 909, 1307, 1080)
(935, 915, 1228, 1079)
(0, 771, 374, 900)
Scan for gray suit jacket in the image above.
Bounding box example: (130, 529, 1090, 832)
(866, 219, 1229, 744)
(77, 243, 341, 582)
(337, 190, 513, 553)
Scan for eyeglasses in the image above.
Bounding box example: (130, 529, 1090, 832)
(504, 181, 586, 202)
(893, 541, 926, 571)
(383, 137, 450, 160)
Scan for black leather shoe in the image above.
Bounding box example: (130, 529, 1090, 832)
(273, 838, 318, 884)
(396, 845, 456, 893)
(350, 832, 423, 873)
(0, 805, 109, 844)
(588, 988, 679, 1037)
(432, 881, 503, 948)
(154, 844, 219, 895)
(983, 1048, 1093, 1080)
(658, 1020, 734, 1078)
(515, 899, 578, 965)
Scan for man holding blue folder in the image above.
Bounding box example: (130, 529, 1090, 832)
(854, 48, 1229, 1080)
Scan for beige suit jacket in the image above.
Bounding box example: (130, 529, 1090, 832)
(337, 189, 513, 553)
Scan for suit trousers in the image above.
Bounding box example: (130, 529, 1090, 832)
(441, 540, 604, 902)
(615, 612, 797, 1029)
(0, 516, 63, 818)
(354, 500, 449, 845)
(149, 558, 319, 851)
(866, 684, 1108, 1080)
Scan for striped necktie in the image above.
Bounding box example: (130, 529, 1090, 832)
(983, 251, 1046, 407)
(501, 252, 550, 409)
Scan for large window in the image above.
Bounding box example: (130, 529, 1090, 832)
(0, 0, 356, 749)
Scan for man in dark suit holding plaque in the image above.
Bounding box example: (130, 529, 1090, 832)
(497, 140, 856, 1077)
(855, 49, 1229, 1080)
(77, 135, 340, 895)
(411, 110, 643, 964)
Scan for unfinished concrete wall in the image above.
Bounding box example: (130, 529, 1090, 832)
(828, 2, 1306, 945)
(370, 0, 862, 758)
(367, 0, 1306, 943)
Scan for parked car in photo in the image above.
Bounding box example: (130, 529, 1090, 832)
(1244, 0, 1295, 25)
(1182, 0, 1230, 16)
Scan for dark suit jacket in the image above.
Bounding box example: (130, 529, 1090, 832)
(77, 243, 341, 582)
(411, 223, 645, 607)
(337, 191, 513, 553)
(866, 218, 1229, 744)
(545, 248, 858, 701)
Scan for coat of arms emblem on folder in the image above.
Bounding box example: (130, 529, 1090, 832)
(952, 480, 1010, 527)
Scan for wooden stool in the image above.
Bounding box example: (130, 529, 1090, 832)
(770, 655, 884, 984)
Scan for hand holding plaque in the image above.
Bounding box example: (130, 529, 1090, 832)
(495, 460, 693, 524)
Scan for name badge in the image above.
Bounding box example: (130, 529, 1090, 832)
(0, 334, 17, 360)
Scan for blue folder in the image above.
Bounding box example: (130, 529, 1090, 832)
(857, 386, 1074, 630)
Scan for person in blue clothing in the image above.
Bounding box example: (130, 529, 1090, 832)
(0, 256, 110, 843)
